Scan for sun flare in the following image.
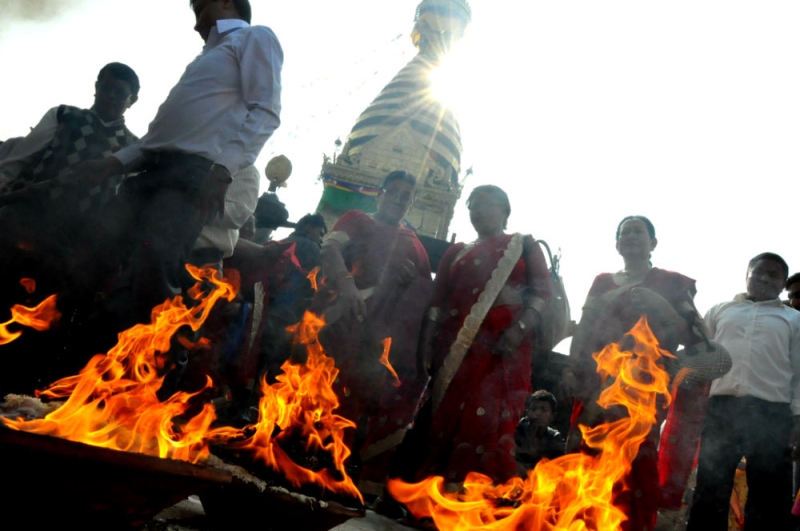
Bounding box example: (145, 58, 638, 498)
(429, 46, 471, 111)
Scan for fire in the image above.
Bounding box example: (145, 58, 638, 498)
(2, 265, 237, 463)
(378, 337, 401, 387)
(229, 310, 363, 502)
(3, 265, 363, 503)
(388, 317, 673, 530)
(0, 294, 61, 345)
(308, 266, 320, 291)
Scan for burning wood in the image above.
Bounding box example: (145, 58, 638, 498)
(0, 426, 233, 531)
(387, 317, 672, 531)
(2, 265, 237, 463)
(216, 309, 364, 503)
(1, 264, 364, 510)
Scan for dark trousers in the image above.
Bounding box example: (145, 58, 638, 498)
(103, 152, 214, 331)
(687, 395, 794, 531)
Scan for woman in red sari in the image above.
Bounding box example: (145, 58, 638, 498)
(568, 215, 728, 531)
(412, 185, 553, 487)
(316, 170, 432, 497)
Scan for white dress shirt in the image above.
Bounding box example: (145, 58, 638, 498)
(113, 19, 282, 175)
(706, 294, 800, 415)
(193, 164, 260, 258)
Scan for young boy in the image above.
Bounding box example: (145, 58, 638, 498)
(515, 390, 566, 475)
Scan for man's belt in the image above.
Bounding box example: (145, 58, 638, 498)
(145, 151, 214, 170)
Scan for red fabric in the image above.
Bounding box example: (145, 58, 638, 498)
(227, 242, 299, 388)
(657, 381, 710, 509)
(570, 267, 708, 530)
(315, 210, 433, 486)
(328, 210, 431, 288)
(419, 233, 552, 484)
(573, 268, 696, 392)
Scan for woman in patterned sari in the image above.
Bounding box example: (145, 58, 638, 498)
(411, 185, 553, 487)
(315, 170, 432, 497)
(567, 215, 729, 531)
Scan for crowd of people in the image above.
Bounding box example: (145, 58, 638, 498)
(1, 2, 800, 531)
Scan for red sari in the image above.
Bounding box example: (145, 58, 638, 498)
(315, 210, 432, 495)
(571, 268, 709, 530)
(417, 233, 552, 484)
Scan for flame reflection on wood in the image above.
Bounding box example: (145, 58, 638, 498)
(388, 317, 672, 531)
(0, 294, 61, 345)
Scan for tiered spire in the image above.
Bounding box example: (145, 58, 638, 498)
(317, 0, 471, 239)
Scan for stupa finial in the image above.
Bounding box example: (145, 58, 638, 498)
(411, 0, 472, 58)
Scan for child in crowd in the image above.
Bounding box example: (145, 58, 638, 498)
(514, 390, 566, 475)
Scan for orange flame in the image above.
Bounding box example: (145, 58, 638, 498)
(3, 265, 363, 502)
(378, 337, 401, 388)
(388, 317, 672, 530)
(308, 267, 320, 292)
(0, 294, 61, 345)
(228, 310, 363, 502)
(2, 265, 237, 463)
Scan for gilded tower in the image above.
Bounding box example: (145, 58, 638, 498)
(317, 0, 471, 239)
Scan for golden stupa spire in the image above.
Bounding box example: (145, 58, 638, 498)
(317, 0, 471, 240)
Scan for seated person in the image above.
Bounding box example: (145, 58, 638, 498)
(514, 390, 565, 474)
(259, 213, 327, 382)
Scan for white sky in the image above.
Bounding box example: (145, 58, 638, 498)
(2, 0, 799, 336)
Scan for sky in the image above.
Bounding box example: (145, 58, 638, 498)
(2, 0, 800, 345)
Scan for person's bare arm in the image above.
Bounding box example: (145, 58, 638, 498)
(320, 239, 365, 323)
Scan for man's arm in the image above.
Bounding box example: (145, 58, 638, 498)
(0, 107, 59, 188)
(111, 144, 145, 173)
(215, 27, 283, 175)
(212, 165, 260, 230)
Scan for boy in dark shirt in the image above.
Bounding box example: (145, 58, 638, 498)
(515, 390, 566, 475)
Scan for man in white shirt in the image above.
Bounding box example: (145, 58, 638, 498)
(687, 252, 800, 531)
(84, 0, 282, 331)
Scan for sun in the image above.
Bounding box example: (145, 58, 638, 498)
(428, 45, 471, 111)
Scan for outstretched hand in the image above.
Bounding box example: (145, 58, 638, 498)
(338, 277, 367, 325)
(629, 287, 673, 317)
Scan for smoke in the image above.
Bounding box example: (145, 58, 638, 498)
(1, 0, 89, 22)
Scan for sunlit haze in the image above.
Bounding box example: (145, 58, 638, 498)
(2, 0, 799, 348)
